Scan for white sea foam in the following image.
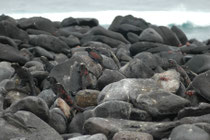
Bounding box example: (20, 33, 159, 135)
(7, 10, 210, 26)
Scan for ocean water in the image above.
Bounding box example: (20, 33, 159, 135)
(1, 0, 210, 41)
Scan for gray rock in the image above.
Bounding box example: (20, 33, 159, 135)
(180, 114, 210, 124)
(171, 25, 188, 45)
(17, 17, 57, 34)
(0, 110, 63, 140)
(139, 28, 163, 43)
(29, 34, 69, 53)
(68, 133, 107, 140)
(0, 20, 29, 43)
(91, 101, 132, 119)
(62, 133, 82, 140)
(84, 117, 180, 139)
(113, 131, 153, 140)
(0, 43, 28, 65)
(38, 89, 56, 107)
(169, 124, 210, 140)
(6, 96, 49, 122)
(97, 69, 126, 90)
(0, 62, 14, 82)
(68, 113, 85, 133)
(135, 90, 190, 118)
(98, 78, 161, 104)
(101, 55, 118, 70)
(127, 32, 140, 43)
(178, 103, 210, 119)
(119, 58, 154, 78)
(191, 70, 210, 102)
(184, 54, 210, 74)
(49, 108, 67, 134)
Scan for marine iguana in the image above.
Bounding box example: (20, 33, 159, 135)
(11, 63, 36, 96)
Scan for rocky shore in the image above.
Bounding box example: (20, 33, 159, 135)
(0, 14, 210, 140)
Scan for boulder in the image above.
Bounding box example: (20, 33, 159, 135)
(113, 131, 153, 140)
(184, 55, 210, 74)
(38, 89, 56, 107)
(169, 124, 210, 140)
(139, 28, 164, 43)
(48, 108, 67, 134)
(135, 90, 190, 118)
(0, 43, 28, 64)
(119, 58, 154, 78)
(29, 34, 69, 53)
(75, 89, 100, 108)
(0, 20, 29, 43)
(97, 69, 126, 90)
(6, 96, 49, 122)
(84, 117, 180, 139)
(0, 111, 63, 140)
(171, 25, 188, 45)
(17, 17, 57, 34)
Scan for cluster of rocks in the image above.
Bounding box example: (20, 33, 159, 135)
(0, 14, 210, 140)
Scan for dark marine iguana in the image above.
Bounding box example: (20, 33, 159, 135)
(47, 77, 85, 112)
(11, 63, 36, 96)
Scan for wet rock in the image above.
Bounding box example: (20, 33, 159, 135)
(113, 131, 153, 140)
(90, 101, 132, 119)
(61, 17, 98, 27)
(0, 35, 17, 48)
(0, 14, 16, 24)
(29, 34, 69, 53)
(115, 23, 143, 37)
(119, 58, 154, 78)
(190, 70, 210, 102)
(109, 15, 148, 33)
(178, 103, 210, 119)
(49, 108, 67, 134)
(38, 89, 56, 107)
(0, 43, 28, 64)
(139, 28, 164, 43)
(68, 133, 107, 140)
(151, 25, 181, 46)
(59, 35, 80, 48)
(98, 78, 161, 104)
(97, 69, 126, 90)
(75, 89, 99, 108)
(18, 17, 57, 34)
(134, 52, 163, 70)
(6, 96, 49, 122)
(31, 70, 49, 81)
(68, 113, 85, 133)
(84, 117, 180, 139)
(127, 32, 140, 43)
(184, 54, 210, 74)
(0, 111, 63, 140)
(0, 20, 29, 43)
(0, 62, 14, 82)
(152, 69, 180, 93)
(101, 55, 118, 70)
(169, 124, 210, 140)
(81, 35, 125, 48)
(62, 133, 82, 140)
(26, 28, 52, 35)
(130, 41, 178, 56)
(171, 25, 188, 45)
(136, 90, 190, 118)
